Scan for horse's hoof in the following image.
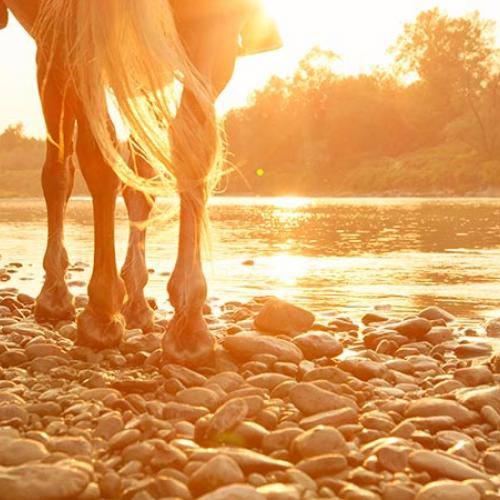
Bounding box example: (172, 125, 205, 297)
(122, 300, 155, 333)
(76, 308, 124, 350)
(161, 313, 215, 367)
(35, 285, 75, 323)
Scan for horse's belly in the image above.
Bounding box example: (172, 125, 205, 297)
(3, 0, 39, 35)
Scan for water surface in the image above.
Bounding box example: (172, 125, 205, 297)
(1, 197, 500, 325)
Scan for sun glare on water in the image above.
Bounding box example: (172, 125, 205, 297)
(272, 197, 311, 209)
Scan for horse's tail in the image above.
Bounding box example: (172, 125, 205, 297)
(34, 0, 223, 242)
(0, 1, 8, 29)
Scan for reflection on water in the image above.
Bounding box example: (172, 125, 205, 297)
(1, 197, 500, 323)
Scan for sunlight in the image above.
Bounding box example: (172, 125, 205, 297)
(272, 197, 311, 209)
(267, 254, 311, 286)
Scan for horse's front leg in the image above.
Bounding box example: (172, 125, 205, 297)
(34, 58, 76, 322)
(75, 116, 125, 349)
(163, 185, 212, 366)
(120, 156, 156, 332)
(161, 10, 243, 366)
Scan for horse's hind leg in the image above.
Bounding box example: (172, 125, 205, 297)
(34, 59, 76, 323)
(75, 114, 125, 349)
(120, 155, 156, 332)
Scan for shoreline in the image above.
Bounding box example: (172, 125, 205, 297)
(0, 285, 499, 498)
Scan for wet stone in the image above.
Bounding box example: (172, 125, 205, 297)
(485, 318, 500, 338)
(254, 299, 315, 335)
(292, 331, 343, 359)
(418, 307, 455, 322)
(392, 317, 432, 339)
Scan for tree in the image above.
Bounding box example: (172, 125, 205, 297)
(391, 8, 499, 158)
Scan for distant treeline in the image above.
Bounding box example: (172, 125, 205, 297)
(1, 8, 499, 198)
(225, 8, 500, 196)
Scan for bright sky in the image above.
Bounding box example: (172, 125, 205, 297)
(0, 0, 499, 138)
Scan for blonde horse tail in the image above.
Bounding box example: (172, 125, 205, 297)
(34, 0, 223, 246)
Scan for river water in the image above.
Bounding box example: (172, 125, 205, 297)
(1, 197, 500, 326)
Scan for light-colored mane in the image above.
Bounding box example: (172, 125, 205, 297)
(35, 0, 223, 232)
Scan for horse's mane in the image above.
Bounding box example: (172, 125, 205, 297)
(34, 0, 224, 240)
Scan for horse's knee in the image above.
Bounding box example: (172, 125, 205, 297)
(41, 153, 75, 199)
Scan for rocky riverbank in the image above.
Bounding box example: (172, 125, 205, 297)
(0, 287, 499, 499)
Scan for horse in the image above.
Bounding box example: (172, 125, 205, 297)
(1, 0, 281, 366)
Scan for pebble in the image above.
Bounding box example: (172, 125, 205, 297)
(300, 407, 358, 429)
(392, 317, 432, 339)
(177, 387, 220, 411)
(0, 403, 29, 424)
(223, 333, 303, 363)
(109, 429, 141, 450)
(256, 483, 301, 500)
(188, 455, 245, 497)
(0, 438, 49, 465)
(254, 299, 315, 335)
(291, 425, 346, 458)
(376, 445, 409, 472)
(0, 287, 497, 499)
(189, 448, 292, 474)
(163, 401, 209, 422)
(24, 343, 68, 360)
(297, 453, 348, 478)
(289, 382, 358, 415)
(455, 342, 492, 358)
(418, 306, 455, 322)
(454, 366, 494, 386)
(415, 480, 480, 500)
(162, 363, 207, 387)
(94, 412, 124, 440)
(409, 450, 489, 480)
(49, 436, 93, 456)
(204, 398, 249, 442)
(338, 357, 387, 381)
(198, 484, 265, 500)
(292, 331, 343, 359)
(485, 318, 500, 337)
(456, 385, 500, 413)
(0, 462, 90, 500)
(405, 397, 478, 427)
